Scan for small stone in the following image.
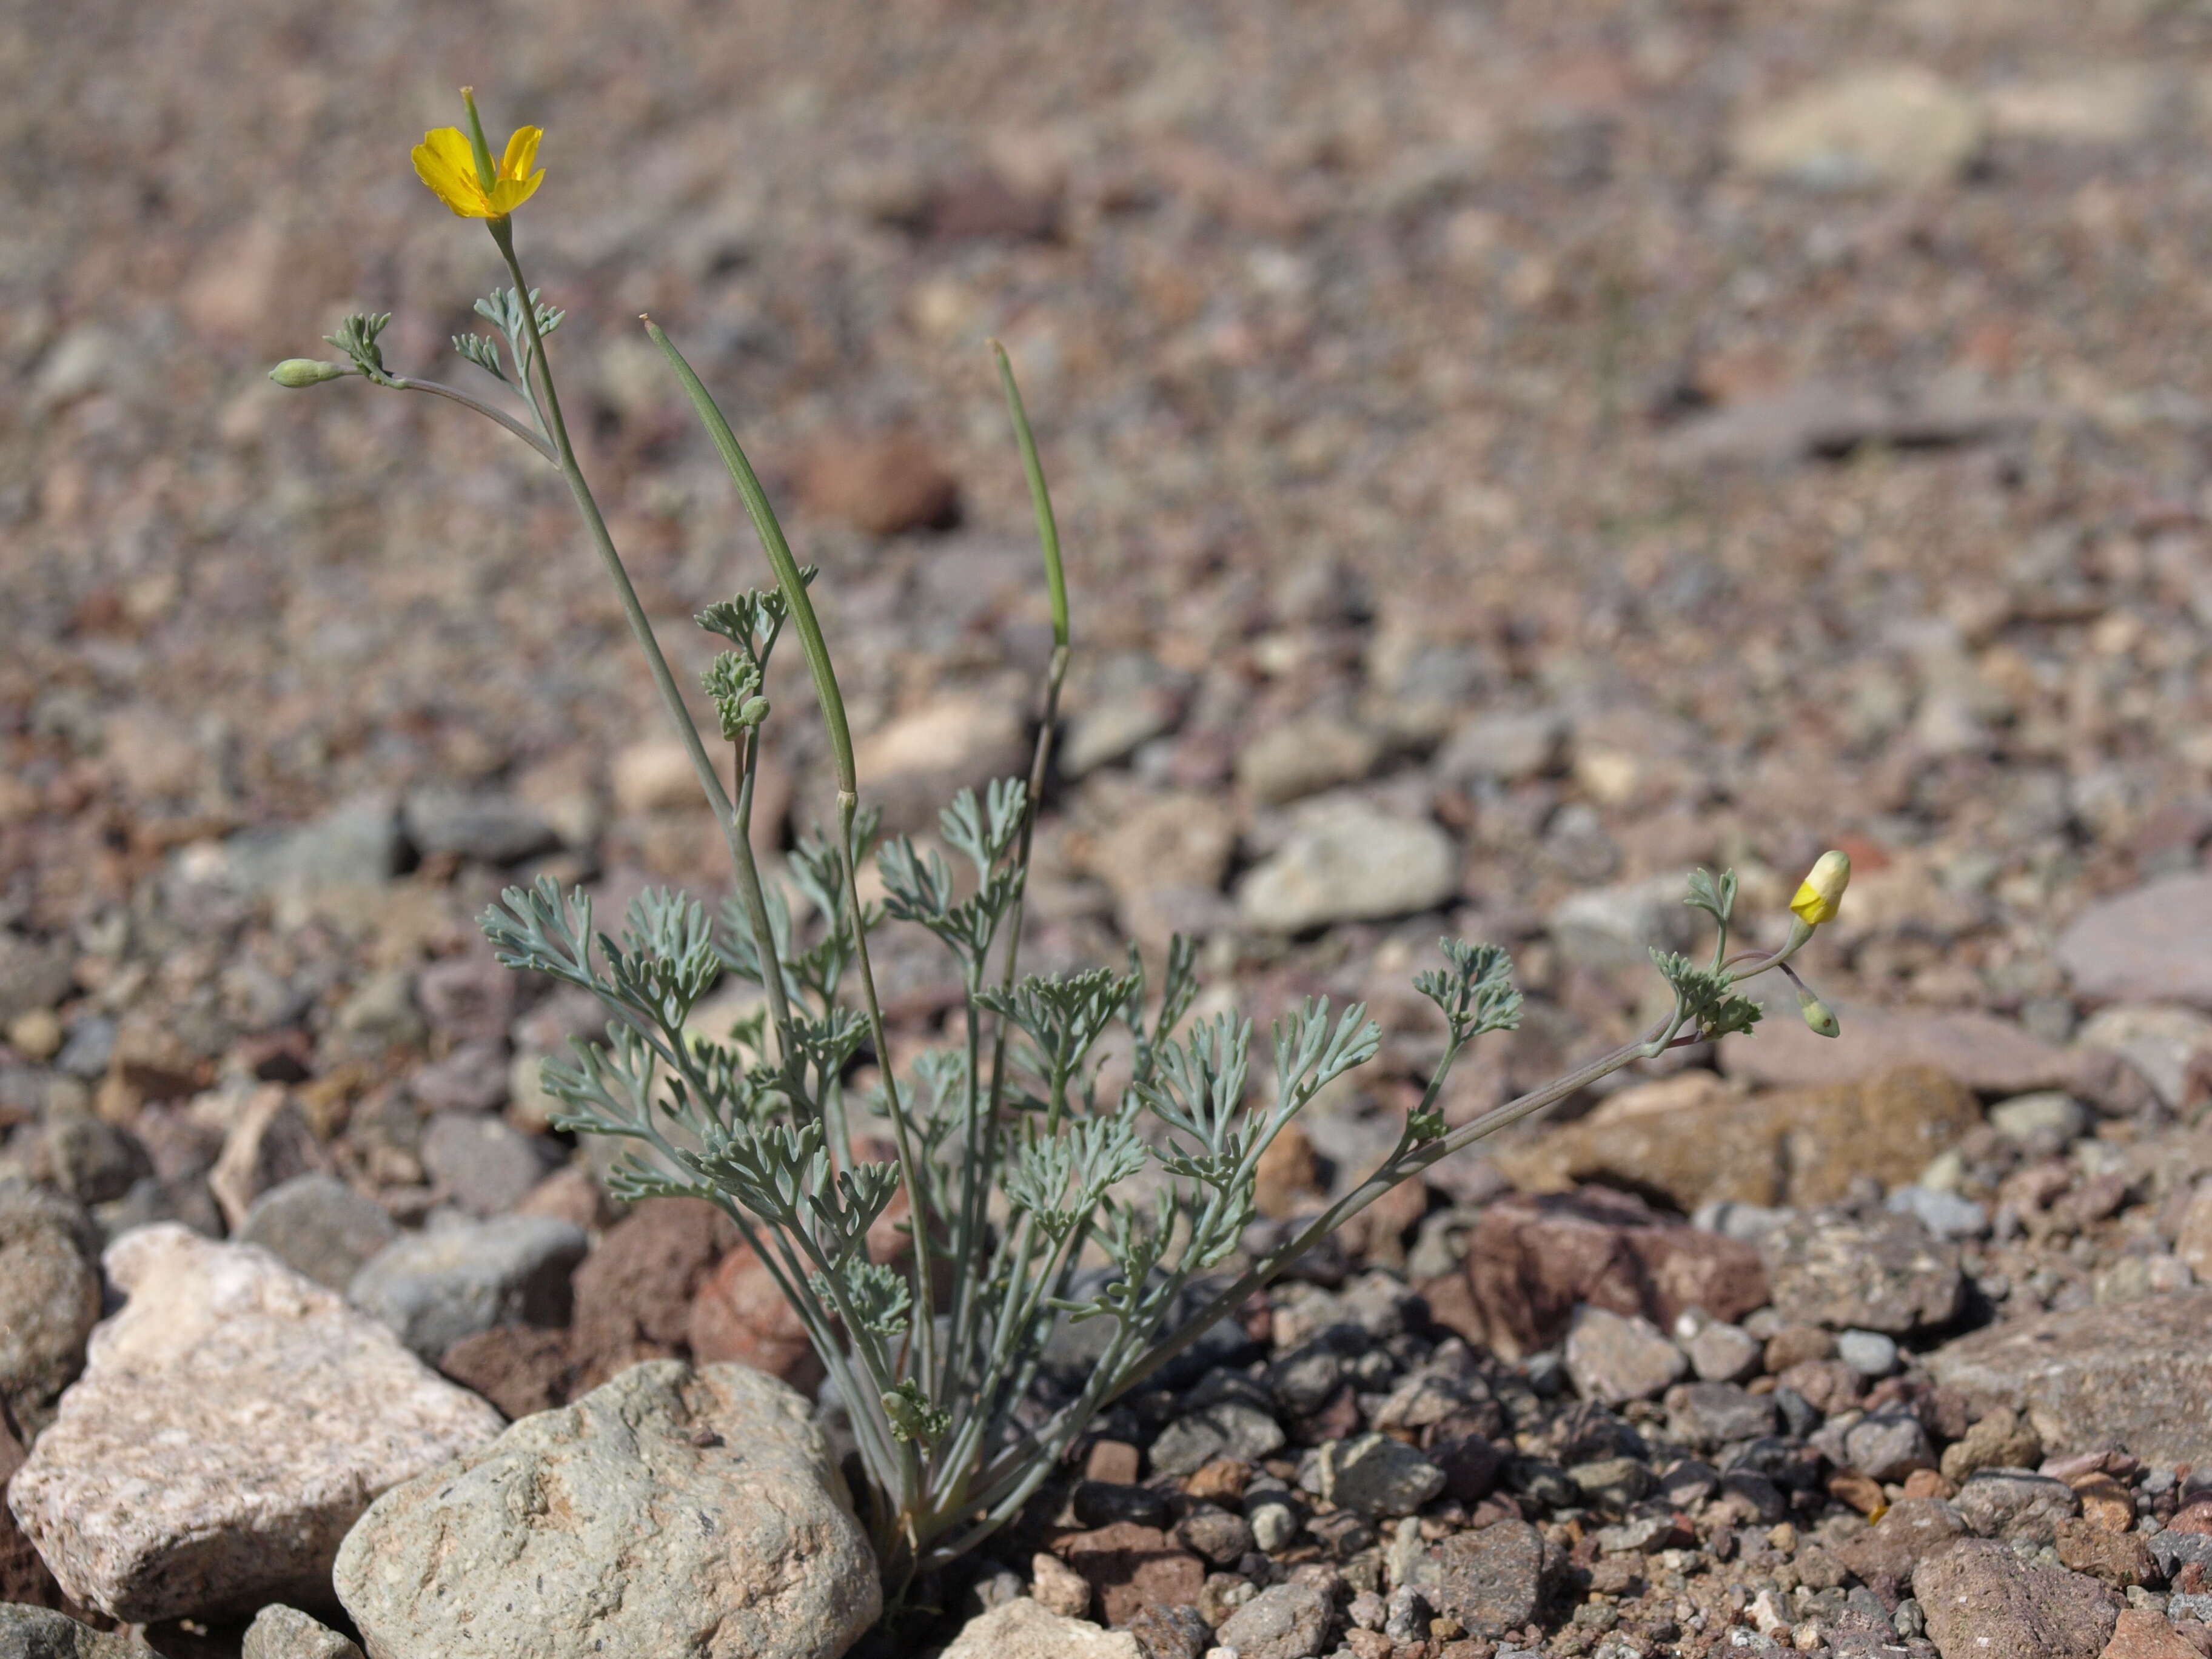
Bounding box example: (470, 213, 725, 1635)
(407, 1039, 510, 1114)
(241, 1604, 365, 1659)
(1838, 1330, 1901, 1378)
(1845, 1410, 1936, 1482)
(1236, 796, 1458, 933)
(236, 1173, 398, 1292)
(1434, 709, 1564, 786)
(334, 1361, 878, 1659)
(1236, 714, 1382, 806)
(1248, 1499, 1298, 1553)
(2174, 1183, 2212, 1284)
(1076, 1482, 1173, 1530)
(1056, 1522, 1207, 1628)
(939, 1598, 1142, 1658)
(1665, 1380, 1780, 1449)
(2074, 1006, 2212, 1111)
(2057, 874, 2212, 1011)
(1315, 1435, 1446, 1519)
(610, 739, 701, 815)
(418, 1113, 557, 1216)
(1687, 1321, 1763, 1383)
(7, 1008, 62, 1061)
(1941, 1407, 2045, 1485)
(347, 1213, 587, 1360)
(0, 1606, 150, 1658)
(1913, 1538, 2121, 1659)
(1213, 1580, 1331, 1659)
(1151, 1402, 1287, 1477)
(1761, 1212, 1963, 1334)
(1570, 1456, 1654, 1510)
(1175, 1507, 1254, 1567)
(1954, 1469, 2083, 1546)
(1731, 64, 1986, 189)
(1830, 1496, 1969, 1596)
(797, 428, 960, 535)
(0, 933, 75, 1024)
(1989, 1091, 2089, 1150)
(687, 1239, 823, 1394)
(8, 1225, 501, 1623)
(207, 1088, 326, 1232)
(1887, 1184, 1991, 1242)
(401, 789, 558, 864)
(851, 692, 1030, 831)
(435, 1322, 572, 1420)
(38, 1116, 153, 1207)
(1126, 1600, 1211, 1659)
(1034, 1550, 1096, 1618)
(1406, 1519, 1553, 1640)
(2055, 1517, 2157, 1589)
(0, 1183, 101, 1432)
(1565, 1306, 1687, 1404)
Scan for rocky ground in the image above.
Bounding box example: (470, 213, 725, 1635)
(10, 0, 2212, 1656)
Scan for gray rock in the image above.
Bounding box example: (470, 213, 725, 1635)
(0, 1604, 154, 1657)
(347, 1213, 586, 1359)
(1829, 1497, 1969, 1595)
(1405, 1518, 1553, 1639)
(1838, 1330, 1901, 1378)
(52, 1017, 115, 1079)
(1126, 1600, 1209, 1659)
(1564, 1307, 1686, 1404)
(1664, 1381, 1779, 1450)
(241, 1604, 364, 1659)
(2148, 1529, 2212, 1580)
(1911, 1538, 2119, 1659)
(1213, 1580, 1330, 1659)
(2057, 874, 2212, 1011)
(7, 1225, 500, 1624)
(333, 1360, 879, 1659)
(0, 1183, 101, 1433)
(1310, 1435, 1444, 1518)
(237, 1174, 398, 1292)
(1236, 714, 1381, 806)
(331, 970, 424, 1051)
(1685, 1320, 1763, 1383)
(401, 789, 559, 863)
(1548, 873, 1702, 977)
(1148, 1401, 1285, 1476)
(1761, 1212, 1963, 1334)
(2074, 1005, 2212, 1110)
(406, 1039, 510, 1114)
(1236, 796, 1458, 933)
(1925, 1290, 2212, 1466)
(1433, 709, 1564, 786)
(1886, 1185, 1989, 1242)
(1952, 1470, 2082, 1546)
(418, 1113, 557, 1216)
(38, 1117, 153, 1208)
(939, 1598, 1139, 1658)
(1844, 1410, 1935, 1482)
(0, 935, 74, 1025)
(1569, 1456, 1652, 1509)
(221, 796, 402, 897)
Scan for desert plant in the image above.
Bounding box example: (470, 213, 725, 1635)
(272, 91, 1852, 1597)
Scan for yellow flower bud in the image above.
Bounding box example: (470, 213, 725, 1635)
(267, 359, 348, 388)
(1789, 850, 1851, 928)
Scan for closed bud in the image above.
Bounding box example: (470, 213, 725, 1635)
(1797, 985, 1840, 1038)
(1789, 850, 1851, 928)
(268, 358, 349, 388)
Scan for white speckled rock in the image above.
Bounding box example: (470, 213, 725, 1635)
(938, 1598, 1141, 1658)
(5, 1225, 501, 1624)
(333, 1359, 879, 1659)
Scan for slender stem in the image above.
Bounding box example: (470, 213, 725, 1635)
(389, 375, 557, 461)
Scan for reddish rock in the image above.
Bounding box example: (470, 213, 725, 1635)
(2056, 1517, 2156, 1589)
(1829, 1496, 1968, 1602)
(1914, 1538, 2121, 1659)
(1255, 1122, 1322, 1220)
(798, 431, 960, 536)
(569, 1198, 743, 1390)
(438, 1324, 574, 1421)
(2103, 1608, 2207, 1659)
(1425, 1187, 1766, 1359)
(687, 1239, 825, 1395)
(1052, 1522, 1205, 1628)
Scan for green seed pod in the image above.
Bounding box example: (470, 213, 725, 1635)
(1797, 988, 1841, 1039)
(267, 358, 349, 388)
(739, 695, 771, 728)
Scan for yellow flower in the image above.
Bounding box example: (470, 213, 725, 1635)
(1789, 850, 1851, 928)
(413, 122, 543, 220)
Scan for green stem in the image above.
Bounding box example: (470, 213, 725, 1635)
(389, 375, 556, 461)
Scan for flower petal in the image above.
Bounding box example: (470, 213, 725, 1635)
(498, 126, 543, 184)
(487, 168, 546, 216)
(413, 130, 489, 216)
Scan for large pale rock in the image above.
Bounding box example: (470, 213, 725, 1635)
(2057, 874, 2212, 1010)
(938, 1598, 1140, 1658)
(335, 1360, 877, 1659)
(1720, 1004, 2076, 1095)
(1925, 1290, 2212, 1467)
(1237, 795, 1458, 933)
(1732, 65, 1985, 190)
(1496, 1066, 1980, 1211)
(5, 1226, 501, 1624)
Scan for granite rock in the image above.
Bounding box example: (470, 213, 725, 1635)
(347, 1213, 586, 1361)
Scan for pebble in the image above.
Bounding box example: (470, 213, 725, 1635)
(1731, 64, 1986, 189)
(1843, 1410, 1936, 1482)
(0, 933, 75, 1024)
(1988, 1090, 2088, 1150)
(235, 1172, 399, 1292)
(1564, 1306, 1687, 1404)
(347, 1213, 587, 1359)
(418, 1113, 559, 1216)
(1235, 712, 1382, 806)
(241, 1604, 366, 1659)
(1954, 1469, 2083, 1546)
(1307, 1433, 1444, 1518)
(1236, 796, 1458, 933)
(401, 788, 558, 863)
(335, 1360, 879, 1659)
(208, 1088, 327, 1232)
(1403, 1518, 1553, 1640)
(1664, 1381, 1779, 1449)
(0, 1605, 150, 1658)
(1886, 1183, 1989, 1241)
(0, 1182, 101, 1433)
(407, 1039, 511, 1114)
(1213, 1580, 1330, 1659)
(2055, 873, 2212, 1011)
(8, 1225, 500, 1623)
(1760, 1212, 1964, 1334)
(2073, 1005, 2212, 1111)
(1433, 708, 1564, 786)
(1939, 1405, 2043, 1484)
(1150, 1399, 1286, 1476)
(1686, 1320, 1763, 1383)
(938, 1598, 1140, 1658)
(1837, 1329, 1900, 1378)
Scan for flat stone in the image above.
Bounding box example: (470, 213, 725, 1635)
(1939, 1406, 2043, 1485)
(1054, 1522, 1205, 1629)
(0, 934, 74, 1024)
(1564, 1307, 1686, 1404)
(1236, 795, 1458, 933)
(401, 789, 558, 864)
(1404, 1518, 1553, 1640)
(1434, 708, 1565, 787)
(1311, 1435, 1444, 1519)
(236, 1174, 398, 1293)
(1925, 1290, 2212, 1467)
(1665, 1381, 1779, 1450)
(1839, 1330, 1901, 1378)
(568, 1198, 740, 1390)
(1721, 1005, 2076, 1096)
(1760, 1212, 1963, 1334)
(347, 1213, 587, 1361)
(1213, 1580, 1330, 1659)
(241, 1604, 365, 1659)
(1686, 1321, 1763, 1383)
(938, 1598, 1140, 1658)
(1149, 1402, 1285, 1477)
(417, 1114, 558, 1216)
(2074, 1005, 2212, 1110)
(220, 796, 403, 900)
(2099, 1607, 2205, 1659)
(1546, 873, 1704, 977)
(6, 1225, 500, 1623)
(0, 1605, 153, 1657)
(405, 1039, 509, 1114)
(2059, 874, 2212, 1010)
(1912, 1538, 2120, 1659)
(1498, 1066, 1981, 1212)
(1236, 712, 1382, 806)
(334, 1360, 877, 1659)
(686, 1239, 823, 1395)
(1988, 1091, 2088, 1150)
(0, 1184, 101, 1433)
(1953, 1470, 2084, 1546)
(1845, 1411, 1936, 1482)
(1731, 65, 1985, 189)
